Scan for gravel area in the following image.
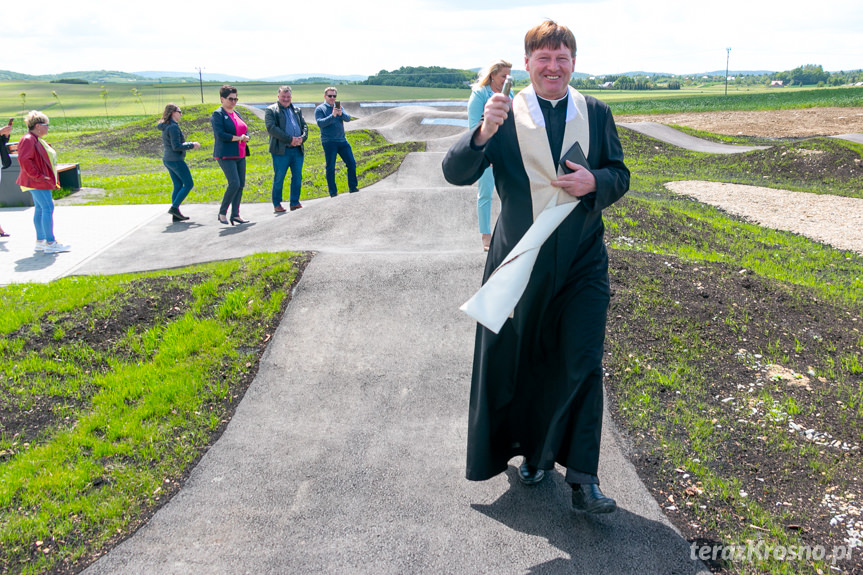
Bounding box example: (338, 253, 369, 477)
(625, 108, 863, 255)
(665, 181, 863, 255)
(617, 107, 863, 138)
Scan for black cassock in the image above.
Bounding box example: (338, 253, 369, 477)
(442, 93, 629, 482)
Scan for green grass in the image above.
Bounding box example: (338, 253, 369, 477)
(598, 125, 863, 574)
(4, 84, 863, 574)
(4, 79, 861, 123)
(0, 252, 307, 574)
(617, 127, 863, 199)
(601, 85, 863, 115)
(34, 103, 422, 206)
(0, 81, 471, 119)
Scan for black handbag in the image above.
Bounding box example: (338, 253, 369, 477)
(0, 134, 11, 170)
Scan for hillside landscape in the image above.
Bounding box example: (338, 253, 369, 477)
(1, 80, 863, 575)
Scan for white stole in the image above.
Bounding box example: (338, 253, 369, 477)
(460, 85, 590, 334)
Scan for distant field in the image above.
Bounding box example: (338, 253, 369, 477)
(0, 82, 471, 119)
(598, 85, 863, 114)
(3, 80, 862, 131)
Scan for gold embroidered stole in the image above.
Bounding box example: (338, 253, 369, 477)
(512, 85, 590, 221)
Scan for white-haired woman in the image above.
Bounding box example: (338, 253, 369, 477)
(468, 59, 513, 252)
(16, 111, 70, 253)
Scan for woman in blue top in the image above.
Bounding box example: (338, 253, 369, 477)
(467, 59, 512, 251)
(158, 104, 200, 222)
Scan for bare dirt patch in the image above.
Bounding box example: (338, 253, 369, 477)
(617, 107, 863, 138)
(665, 181, 863, 256)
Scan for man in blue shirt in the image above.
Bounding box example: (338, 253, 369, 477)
(314, 87, 358, 196)
(265, 86, 308, 212)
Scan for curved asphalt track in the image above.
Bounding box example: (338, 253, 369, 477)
(12, 103, 836, 574)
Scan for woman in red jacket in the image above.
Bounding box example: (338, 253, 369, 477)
(16, 111, 70, 253)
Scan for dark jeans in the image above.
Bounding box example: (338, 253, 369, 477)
(163, 160, 194, 208)
(322, 140, 358, 196)
(216, 157, 246, 218)
(271, 148, 304, 207)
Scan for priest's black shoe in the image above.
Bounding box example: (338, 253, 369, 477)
(571, 483, 617, 514)
(517, 460, 545, 485)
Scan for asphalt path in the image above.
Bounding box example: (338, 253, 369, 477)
(617, 122, 770, 153)
(1, 107, 714, 574)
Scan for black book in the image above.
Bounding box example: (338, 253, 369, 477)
(558, 141, 589, 174)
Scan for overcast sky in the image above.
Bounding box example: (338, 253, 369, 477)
(3, 0, 861, 79)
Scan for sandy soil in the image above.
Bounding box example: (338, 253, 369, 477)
(617, 107, 863, 138)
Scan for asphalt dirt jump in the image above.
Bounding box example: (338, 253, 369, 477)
(70, 104, 708, 574)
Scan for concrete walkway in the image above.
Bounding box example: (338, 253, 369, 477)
(1, 108, 709, 574)
(617, 121, 771, 153)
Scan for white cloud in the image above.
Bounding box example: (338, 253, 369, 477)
(2, 0, 861, 77)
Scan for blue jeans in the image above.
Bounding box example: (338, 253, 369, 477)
(271, 148, 304, 207)
(476, 166, 494, 235)
(322, 140, 358, 196)
(29, 188, 55, 243)
(216, 157, 246, 218)
(163, 160, 194, 208)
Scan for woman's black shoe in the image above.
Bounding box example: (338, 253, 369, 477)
(168, 206, 189, 221)
(230, 216, 250, 225)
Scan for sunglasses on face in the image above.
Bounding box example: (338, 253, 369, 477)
(326, 94, 337, 98)
(226, 96, 239, 102)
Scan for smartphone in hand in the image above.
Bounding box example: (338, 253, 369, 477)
(335, 100, 341, 109)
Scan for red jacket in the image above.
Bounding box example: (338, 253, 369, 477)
(16, 132, 60, 190)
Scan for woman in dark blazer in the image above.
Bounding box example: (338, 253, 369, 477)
(158, 103, 200, 222)
(210, 85, 251, 225)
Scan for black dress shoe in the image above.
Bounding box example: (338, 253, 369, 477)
(571, 484, 617, 514)
(517, 460, 545, 485)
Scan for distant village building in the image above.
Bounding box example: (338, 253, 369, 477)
(600, 81, 614, 89)
(770, 80, 784, 86)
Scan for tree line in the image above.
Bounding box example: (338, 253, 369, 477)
(363, 66, 474, 89)
(570, 65, 862, 91)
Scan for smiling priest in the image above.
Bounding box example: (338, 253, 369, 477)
(442, 19, 630, 514)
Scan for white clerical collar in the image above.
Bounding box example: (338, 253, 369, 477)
(521, 84, 579, 127)
(538, 94, 568, 108)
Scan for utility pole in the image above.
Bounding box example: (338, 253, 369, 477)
(725, 48, 731, 96)
(195, 67, 205, 103)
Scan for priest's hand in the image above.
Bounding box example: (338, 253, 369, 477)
(552, 162, 597, 197)
(473, 93, 511, 147)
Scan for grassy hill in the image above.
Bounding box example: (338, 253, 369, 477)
(43, 104, 422, 205)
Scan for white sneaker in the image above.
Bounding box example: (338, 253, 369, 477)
(44, 241, 71, 254)
(34, 240, 47, 252)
